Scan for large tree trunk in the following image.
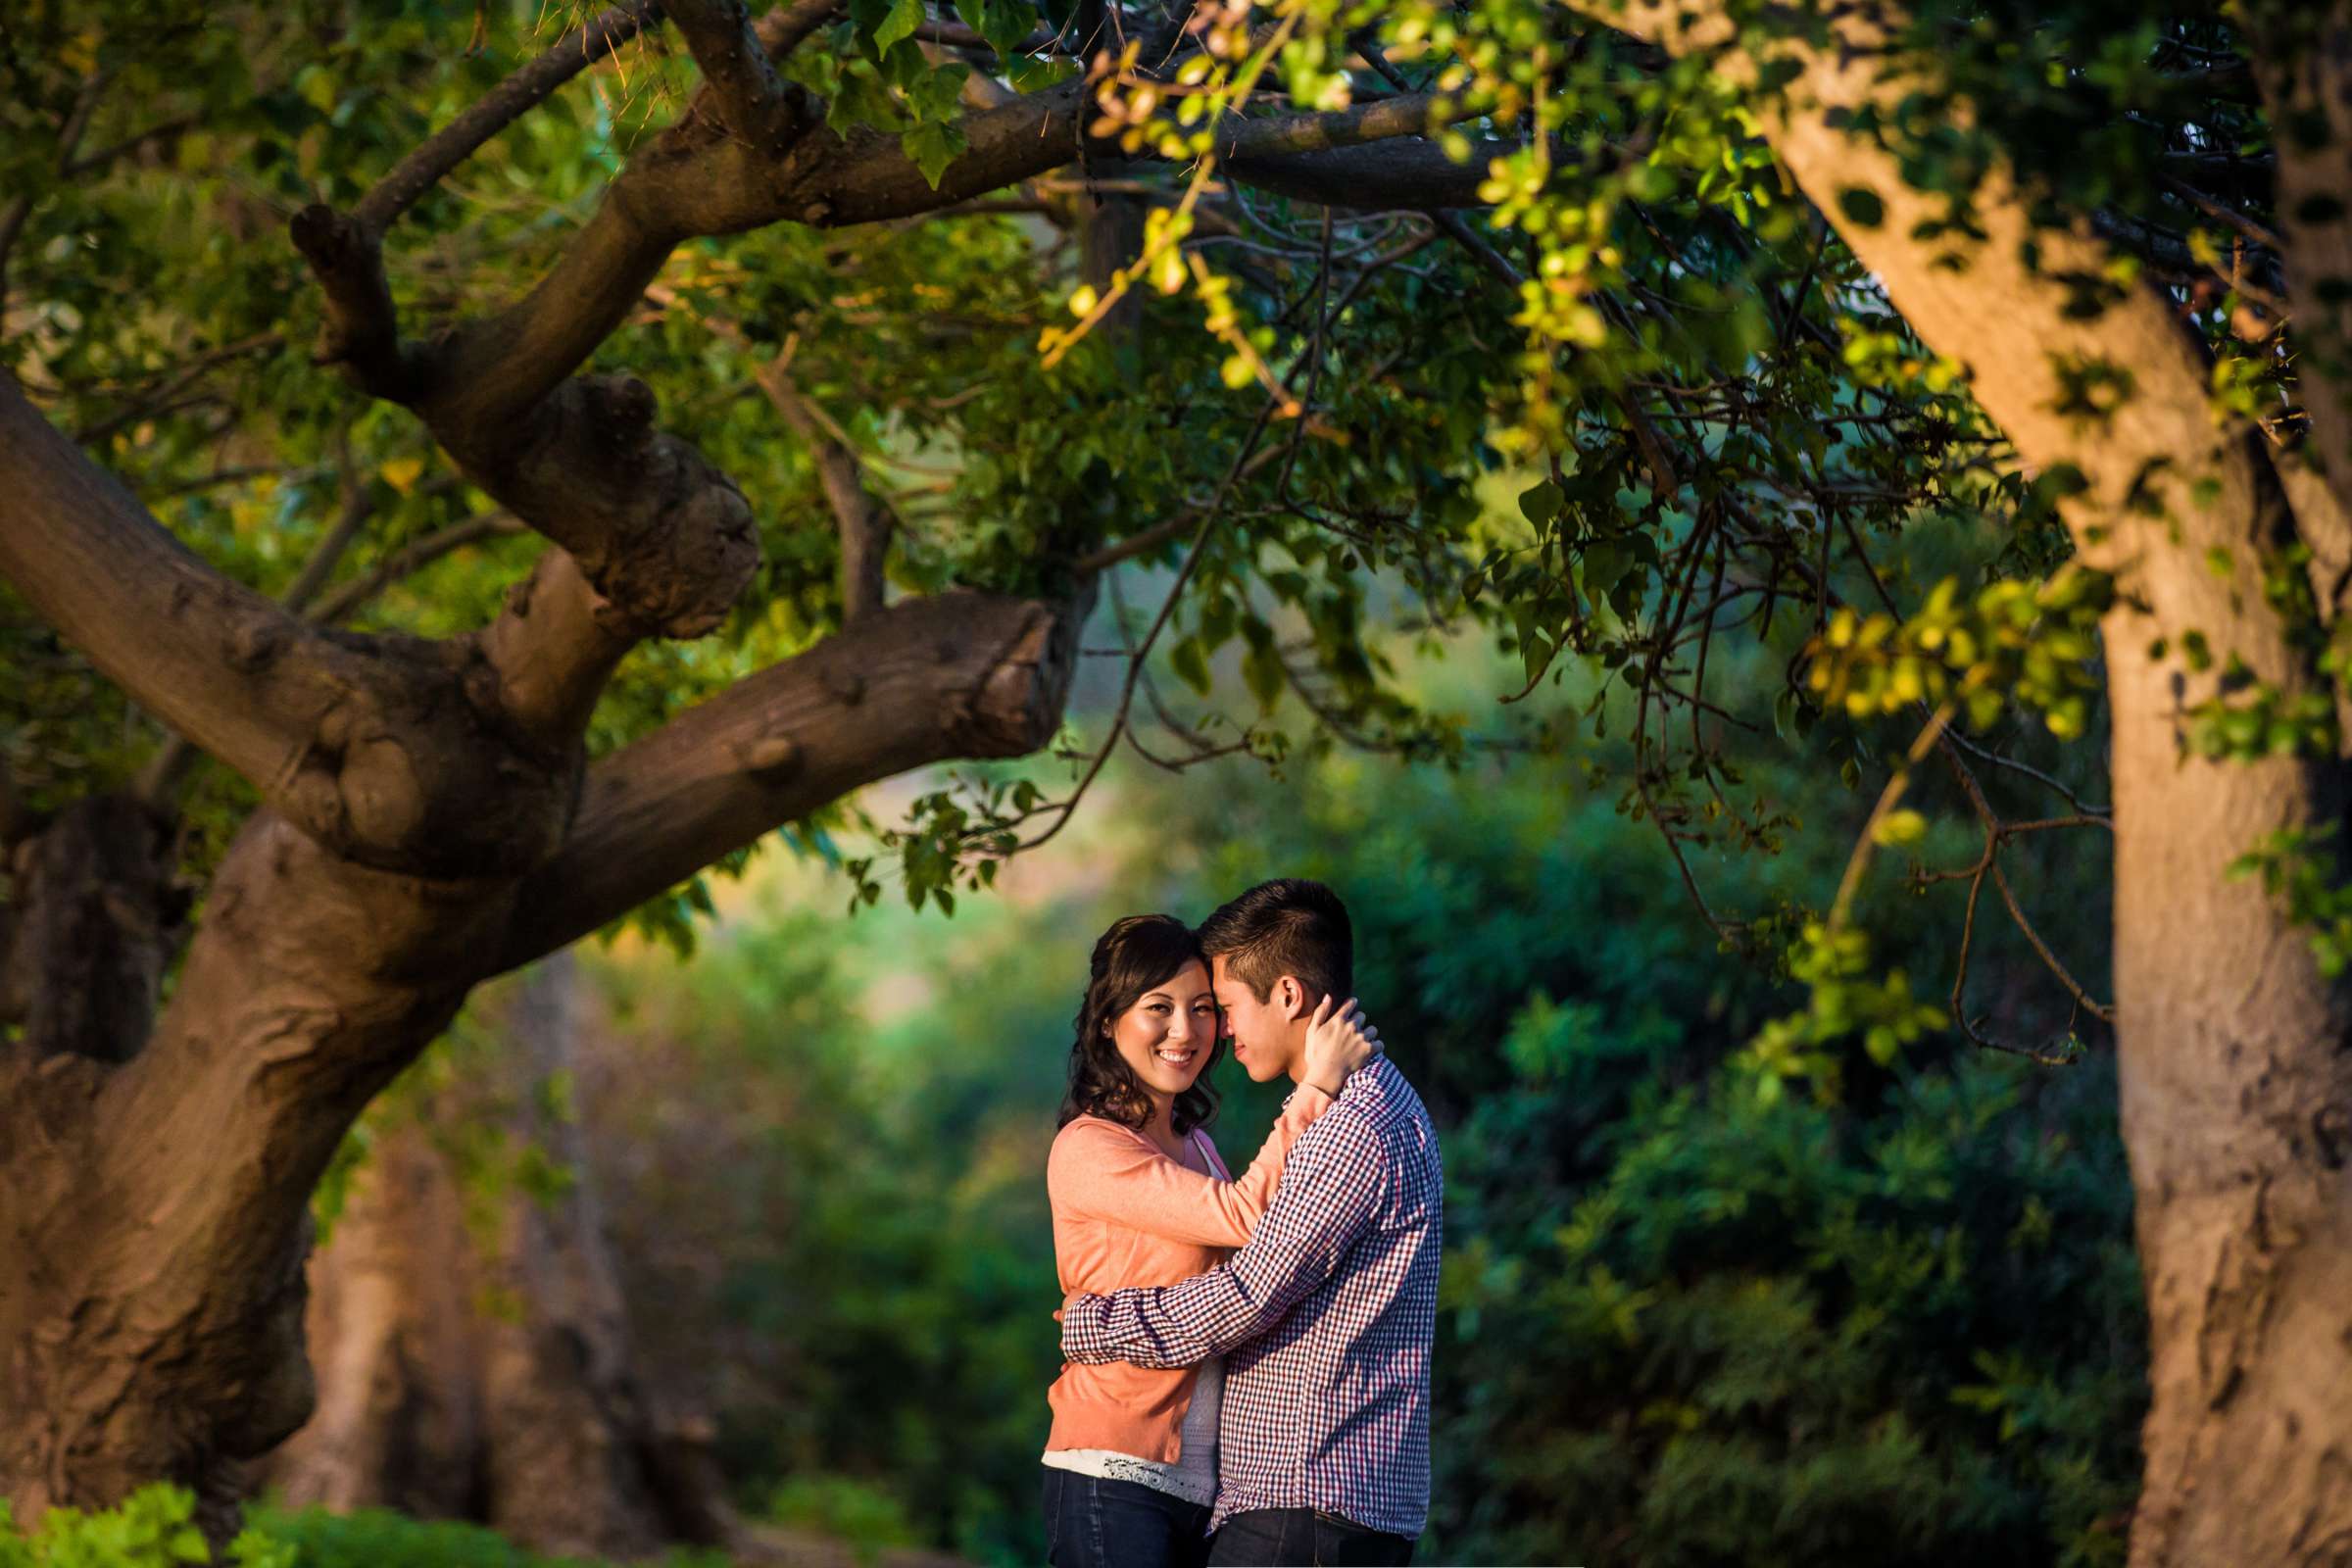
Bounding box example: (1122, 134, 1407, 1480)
(1561, 4, 2352, 1560)
(2103, 602, 2352, 1568)
(260, 955, 732, 1558)
(0, 812, 501, 1541)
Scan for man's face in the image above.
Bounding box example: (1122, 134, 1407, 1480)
(1210, 953, 1293, 1083)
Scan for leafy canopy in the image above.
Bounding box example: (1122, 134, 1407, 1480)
(3, 0, 2298, 1067)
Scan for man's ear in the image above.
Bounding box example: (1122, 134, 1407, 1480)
(1279, 975, 1306, 1018)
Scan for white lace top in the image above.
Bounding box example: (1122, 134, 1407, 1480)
(1041, 1352, 1223, 1506)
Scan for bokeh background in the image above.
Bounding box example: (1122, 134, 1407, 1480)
(286, 580, 2141, 1568)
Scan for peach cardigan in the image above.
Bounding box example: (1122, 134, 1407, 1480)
(1043, 1089, 1332, 1462)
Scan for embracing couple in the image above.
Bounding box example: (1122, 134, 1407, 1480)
(1043, 878, 1443, 1567)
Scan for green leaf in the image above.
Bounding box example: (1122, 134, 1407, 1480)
(872, 0, 926, 54)
(1170, 634, 1212, 696)
(902, 121, 967, 188)
(957, 0, 1036, 58)
(1241, 620, 1284, 713)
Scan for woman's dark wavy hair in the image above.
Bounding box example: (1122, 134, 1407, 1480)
(1057, 913, 1223, 1137)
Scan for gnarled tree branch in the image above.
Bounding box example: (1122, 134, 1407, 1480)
(496, 588, 1077, 970)
(0, 378, 575, 878)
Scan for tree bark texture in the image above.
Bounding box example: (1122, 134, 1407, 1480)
(260, 956, 730, 1558)
(1563, 3, 2352, 1561)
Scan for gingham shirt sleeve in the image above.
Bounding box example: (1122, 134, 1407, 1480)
(1060, 1109, 1385, 1369)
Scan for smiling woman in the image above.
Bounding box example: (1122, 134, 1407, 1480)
(1058, 914, 1226, 1151)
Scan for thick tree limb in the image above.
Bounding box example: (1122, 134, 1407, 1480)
(294, 202, 756, 643)
(1210, 95, 1440, 160)
(136, 445, 376, 806)
(496, 589, 1074, 969)
(0, 378, 346, 825)
(1223, 137, 1497, 210)
(806, 90, 1497, 225)
(666, 0, 809, 152)
(449, 373, 761, 639)
(476, 549, 643, 750)
(287, 207, 431, 403)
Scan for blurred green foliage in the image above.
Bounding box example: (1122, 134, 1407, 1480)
(563, 639, 2137, 1566)
(0, 1490, 730, 1568)
(251, 1505, 724, 1568)
(0, 1487, 285, 1568)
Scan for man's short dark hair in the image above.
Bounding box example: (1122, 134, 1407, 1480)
(1196, 878, 1352, 1006)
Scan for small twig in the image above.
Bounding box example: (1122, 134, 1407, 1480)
(1072, 445, 1288, 573)
(1936, 737, 2116, 1025)
(1018, 397, 1285, 853)
(1828, 699, 1955, 926)
(1943, 727, 2110, 817)
(277, 433, 376, 615)
(306, 513, 525, 625)
(2159, 172, 2284, 255)
(355, 0, 663, 234)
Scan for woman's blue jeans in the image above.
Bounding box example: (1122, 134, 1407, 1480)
(1042, 1466, 1213, 1568)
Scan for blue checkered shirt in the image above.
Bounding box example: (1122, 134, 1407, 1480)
(1058, 1056, 1443, 1539)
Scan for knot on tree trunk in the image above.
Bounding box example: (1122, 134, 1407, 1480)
(460, 376, 761, 642)
(287, 634, 581, 878)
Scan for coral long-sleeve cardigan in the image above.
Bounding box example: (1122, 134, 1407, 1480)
(1043, 1087, 1331, 1463)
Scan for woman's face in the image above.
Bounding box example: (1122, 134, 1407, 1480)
(1106, 958, 1218, 1101)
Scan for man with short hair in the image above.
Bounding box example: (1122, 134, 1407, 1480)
(1059, 877, 1444, 1566)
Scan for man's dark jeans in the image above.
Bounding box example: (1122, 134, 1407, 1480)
(1205, 1507, 1416, 1566)
(1041, 1467, 1212, 1568)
